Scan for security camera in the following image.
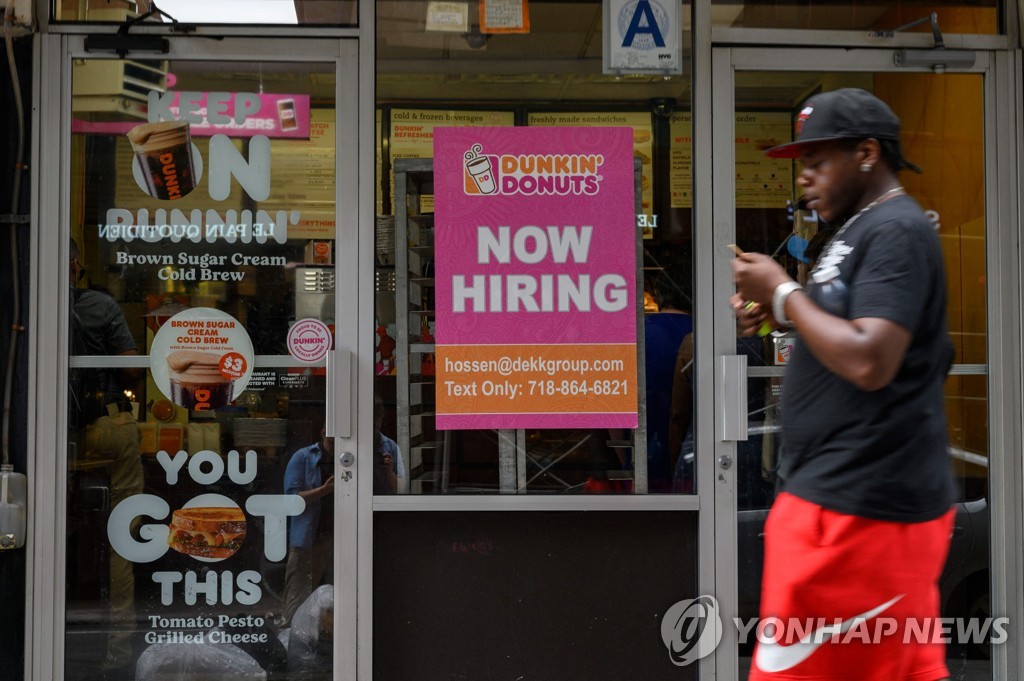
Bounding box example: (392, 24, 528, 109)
(463, 26, 488, 49)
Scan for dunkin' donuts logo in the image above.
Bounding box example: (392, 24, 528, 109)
(463, 143, 604, 197)
(286, 318, 333, 363)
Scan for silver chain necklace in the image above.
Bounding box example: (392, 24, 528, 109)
(813, 186, 905, 273)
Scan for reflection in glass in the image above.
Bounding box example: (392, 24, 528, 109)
(734, 72, 990, 679)
(712, 3, 999, 34)
(66, 58, 338, 681)
(375, 0, 696, 495)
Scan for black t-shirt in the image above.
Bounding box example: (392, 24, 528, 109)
(69, 288, 138, 425)
(780, 195, 956, 522)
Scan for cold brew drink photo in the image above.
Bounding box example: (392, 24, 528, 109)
(127, 121, 197, 200)
(166, 350, 234, 410)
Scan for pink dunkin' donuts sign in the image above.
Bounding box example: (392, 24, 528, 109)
(433, 126, 638, 430)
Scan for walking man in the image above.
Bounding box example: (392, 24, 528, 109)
(732, 89, 956, 681)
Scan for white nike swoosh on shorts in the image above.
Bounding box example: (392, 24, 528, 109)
(754, 594, 904, 673)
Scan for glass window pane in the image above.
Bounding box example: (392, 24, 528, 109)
(713, 3, 999, 34)
(733, 72, 991, 678)
(376, 0, 696, 495)
(66, 57, 338, 681)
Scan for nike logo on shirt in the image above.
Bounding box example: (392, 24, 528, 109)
(754, 595, 904, 673)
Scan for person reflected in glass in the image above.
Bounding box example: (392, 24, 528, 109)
(282, 427, 334, 624)
(68, 238, 143, 677)
(374, 395, 407, 495)
(643, 261, 693, 492)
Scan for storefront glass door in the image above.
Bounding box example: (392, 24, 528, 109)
(368, 3, 714, 678)
(712, 48, 1019, 681)
(38, 36, 359, 681)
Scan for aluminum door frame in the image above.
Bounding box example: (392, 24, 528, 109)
(28, 34, 363, 681)
(708, 46, 1024, 681)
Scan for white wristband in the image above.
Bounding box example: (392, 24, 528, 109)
(772, 281, 803, 327)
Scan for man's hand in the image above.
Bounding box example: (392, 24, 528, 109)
(731, 252, 793, 306)
(320, 475, 335, 497)
(730, 294, 774, 337)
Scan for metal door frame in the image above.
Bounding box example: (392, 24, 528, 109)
(708, 46, 1024, 681)
(28, 33, 363, 681)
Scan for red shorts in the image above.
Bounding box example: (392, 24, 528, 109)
(749, 492, 955, 681)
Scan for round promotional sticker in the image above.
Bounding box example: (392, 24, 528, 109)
(151, 308, 254, 411)
(287, 318, 333, 363)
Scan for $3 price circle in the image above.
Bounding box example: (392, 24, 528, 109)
(219, 352, 248, 380)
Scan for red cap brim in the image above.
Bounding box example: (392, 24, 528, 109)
(764, 136, 848, 158)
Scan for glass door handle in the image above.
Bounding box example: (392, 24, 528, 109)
(719, 354, 748, 441)
(326, 349, 352, 438)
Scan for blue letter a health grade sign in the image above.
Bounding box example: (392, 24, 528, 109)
(603, 0, 682, 75)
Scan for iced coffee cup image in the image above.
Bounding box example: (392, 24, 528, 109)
(166, 350, 234, 410)
(277, 98, 298, 131)
(464, 144, 497, 195)
(127, 121, 198, 201)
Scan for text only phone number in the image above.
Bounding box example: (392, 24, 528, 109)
(528, 379, 629, 397)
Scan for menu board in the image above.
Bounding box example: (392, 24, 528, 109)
(528, 111, 654, 216)
(670, 111, 794, 209)
(389, 109, 515, 213)
(669, 113, 692, 209)
(259, 108, 335, 239)
(735, 112, 793, 208)
(376, 109, 384, 215)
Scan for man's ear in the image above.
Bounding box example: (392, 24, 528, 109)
(857, 138, 883, 168)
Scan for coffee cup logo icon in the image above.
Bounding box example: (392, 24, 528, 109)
(128, 121, 199, 201)
(464, 144, 497, 195)
(277, 98, 298, 131)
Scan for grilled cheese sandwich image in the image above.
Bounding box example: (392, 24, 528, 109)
(168, 507, 246, 559)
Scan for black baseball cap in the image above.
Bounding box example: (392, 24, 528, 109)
(765, 88, 921, 172)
